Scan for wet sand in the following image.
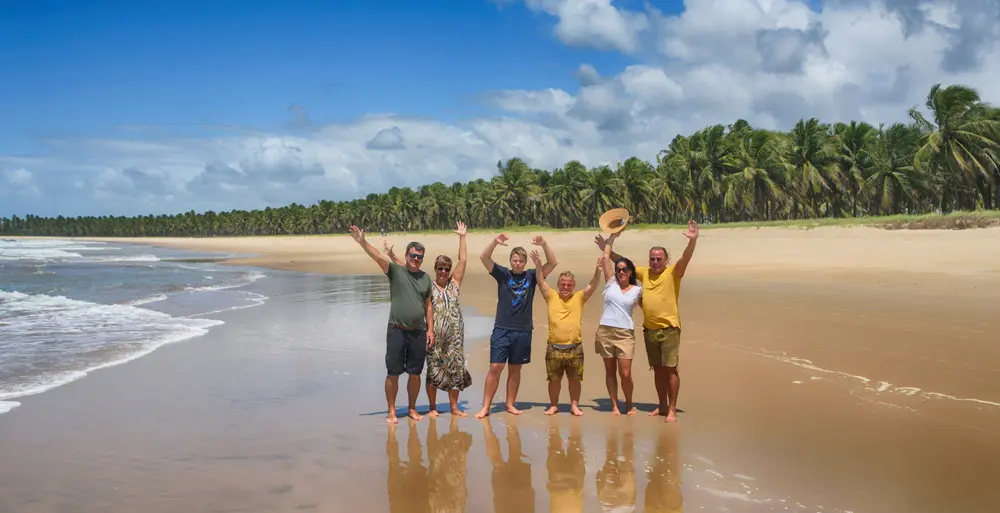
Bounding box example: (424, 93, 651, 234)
(4, 226, 1000, 512)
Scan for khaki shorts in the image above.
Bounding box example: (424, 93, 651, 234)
(545, 343, 584, 381)
(644, 327, 680, 368)
(594, 325, 636, 359)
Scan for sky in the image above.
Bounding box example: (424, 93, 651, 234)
(1, 0, 998, 218)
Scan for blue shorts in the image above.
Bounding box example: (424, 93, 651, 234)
(490, 327, 532, 365)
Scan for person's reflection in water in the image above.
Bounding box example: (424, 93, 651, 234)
(546, 419, 586, 512)
(426, 415, 472, 512)
(644, 428, 684, 512)
(483, 420, 536, 513)
(386, 422, 431, 513)
(596, 424, 637, 513)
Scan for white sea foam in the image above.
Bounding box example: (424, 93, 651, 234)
(0, 401, 19, 414)
(0, 290, 222, 411)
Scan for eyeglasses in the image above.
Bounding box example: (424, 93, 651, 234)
(648, 257, 664, 262)
(615, 267, 630, 274)
(436, 267, 451, 272)
(408, 253, 424, 260)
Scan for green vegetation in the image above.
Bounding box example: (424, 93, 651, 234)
(2, 83, 998, 237)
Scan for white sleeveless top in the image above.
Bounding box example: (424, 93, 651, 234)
(599, 280, 642, 329)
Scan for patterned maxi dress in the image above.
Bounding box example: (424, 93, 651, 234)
(426, 280, 472, 391)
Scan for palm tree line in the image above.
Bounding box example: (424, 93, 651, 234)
(2, 83, 998, 237)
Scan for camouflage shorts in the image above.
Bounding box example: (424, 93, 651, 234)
(545, 343, 584, 381)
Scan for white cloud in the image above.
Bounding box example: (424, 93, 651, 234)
(3, 0, 1000, 217)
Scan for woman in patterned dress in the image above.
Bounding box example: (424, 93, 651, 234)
(385, 221, 471, 417)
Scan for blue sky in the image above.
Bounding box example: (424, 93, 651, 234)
(1, 0, 677, 149)
(0, 0, 995, 217)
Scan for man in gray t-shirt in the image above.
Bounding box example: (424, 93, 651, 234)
(350, 225, 433, 425)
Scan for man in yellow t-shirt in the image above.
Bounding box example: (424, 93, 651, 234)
(599, 220, 699, 423)
(532, 251, 603, 416)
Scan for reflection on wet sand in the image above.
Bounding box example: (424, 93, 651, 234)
(546, 419, 586, 512)
(386, 416, 472, 513)
(484, 420, 536, 513)
(645, 428, 684, 513)
(597, 424, 637, 512)
(383, 416, 685, 513)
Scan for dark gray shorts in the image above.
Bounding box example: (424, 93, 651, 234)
(386, 325, 426, 376)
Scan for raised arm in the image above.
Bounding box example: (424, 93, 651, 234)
(480, 233, 508, 273)
(673, 220, 700, 278)
(530, 250, 553, 299)
(383, 240, 404, 266)
(452, 221, 469, 286)
(595, 233, 625, 263)
(583, 256, 605, 301)
(601, 232, 619, 282)
(350, 225, 390, 274)
(531, 235, 558, 276)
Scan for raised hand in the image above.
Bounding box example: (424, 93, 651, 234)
(596, 255, 606, 269)
(530, 250, 542, 267)
(682, 220, 700, 240)
(494, 233, 509, 246)
(594, 233, 608, 250)
(531, 235, 546, 246)
(454, 221, 467, 236)
(382, 240, 395, 255)
(349, 225, 365, 244)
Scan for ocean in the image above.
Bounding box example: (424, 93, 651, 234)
(0, 238, 268, 415)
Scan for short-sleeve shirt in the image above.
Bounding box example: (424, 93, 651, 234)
(598, 281, 642, 329)
(544, 290, 585, 345)
(490, 264, 538, 331)
(634, 264, 681, 330)
(386, 262, 432, 330)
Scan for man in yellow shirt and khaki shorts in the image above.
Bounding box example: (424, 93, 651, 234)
(531, 251, 603, 416)
(600, 220, 699, 423)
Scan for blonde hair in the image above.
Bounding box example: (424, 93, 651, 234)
(558, 271, 575, 280)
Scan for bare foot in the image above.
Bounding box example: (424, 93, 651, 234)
(408, 409, 423, 421)
(386, 415, 399, 425)
(571, 406, 585, 416)
(648, 407, 660, 417)
(626, 407, 638, 415)
(665, 408, 678, 423)
(612, 408, 622, 416)
(544, 406, 558, 415)
(427, 409, 440, 418)
(475, 407, 491, 419)
(506, 404, 522, 415)
(451, 409, 467, 417)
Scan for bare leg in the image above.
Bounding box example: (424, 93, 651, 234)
(505, 364, 523, 415)
(569, 378, 584, 416)
(545, 377, 560, 415)
(407, 374, 423, 421)
(384, 375, 400, 424)
(619, 358, 636, 415)
(425, 383, 439, 418)
(603, 358, 621, 415)
(449, 390, 466, 416)
(476, 363, 505, 419)
(665, 366, 680, 423)
(649, 366, 669, 416)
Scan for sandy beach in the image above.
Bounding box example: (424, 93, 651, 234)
(3, 225, 1000, 512)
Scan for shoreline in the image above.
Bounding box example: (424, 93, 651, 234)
(3, 226, 1000, 512)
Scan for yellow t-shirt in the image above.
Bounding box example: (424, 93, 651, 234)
(635, 264, 681, 330)
(545, 290, 585, 344)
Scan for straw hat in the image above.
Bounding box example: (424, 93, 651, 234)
(598, 208, 632, 234)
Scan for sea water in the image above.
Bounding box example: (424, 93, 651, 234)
(0, 238, 268, 415)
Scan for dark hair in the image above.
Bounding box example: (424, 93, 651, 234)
(406, 242, 425, 254)
(649, 246, 670, 262)
(615, 257, 638, 286)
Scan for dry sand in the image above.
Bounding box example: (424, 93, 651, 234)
(13, 225, 1000, 512)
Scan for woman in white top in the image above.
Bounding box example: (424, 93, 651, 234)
(594, 231, 642, 415)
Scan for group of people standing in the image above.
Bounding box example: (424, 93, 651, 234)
(348, 219, 699, 425)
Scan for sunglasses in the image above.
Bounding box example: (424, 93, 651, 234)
(616, 267, 630, 274)
(436, 266, 451, 272)
(408, 253, 424, 260)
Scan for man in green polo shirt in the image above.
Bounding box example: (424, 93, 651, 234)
(350, 225, 434, 424)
